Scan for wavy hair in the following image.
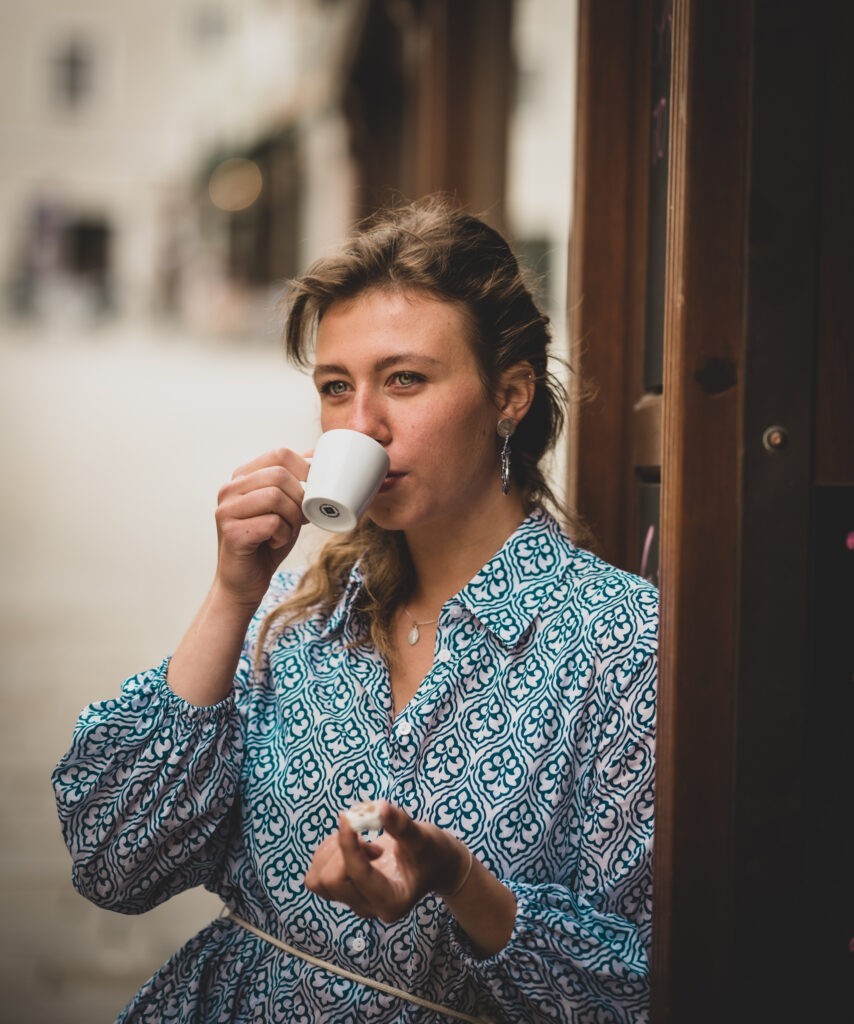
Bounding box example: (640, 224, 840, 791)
(258, 195, 577, 661)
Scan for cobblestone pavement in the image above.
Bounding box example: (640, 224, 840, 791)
(0, 317, 322, 1023)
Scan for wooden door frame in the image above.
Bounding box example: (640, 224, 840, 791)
(653, 0, 751, 1015)
(571, 2, 751, 1013)
(567, 0, 647, 567)
(569, 0, 854, 1019)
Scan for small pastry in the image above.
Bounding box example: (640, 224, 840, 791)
(344, 800, 383, 832)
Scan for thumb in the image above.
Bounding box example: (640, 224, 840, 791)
(379, 802, 422, 846)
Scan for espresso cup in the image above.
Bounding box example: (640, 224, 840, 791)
(301, 429, 390, 533)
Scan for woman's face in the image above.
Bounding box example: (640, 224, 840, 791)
(312, 288, 506, 534)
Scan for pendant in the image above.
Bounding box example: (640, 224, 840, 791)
(407, 624, 421, 646)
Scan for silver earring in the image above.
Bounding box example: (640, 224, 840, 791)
(497, 418, 516, 495)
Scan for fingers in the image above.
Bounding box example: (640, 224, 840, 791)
(335, 816, 407, 921)
(221, 460, 307, 519)
(216, 453, 309, 552)
(377, 802, 422, 847)
(231, 447, 310, 483)
(211, 448, 312, 603)
(218, 485, 301, 548)
(303, 804, 440, 926)
(336, 813, 377, 885)
(351, 806, 469, 902)
(304, 827, 379, 918)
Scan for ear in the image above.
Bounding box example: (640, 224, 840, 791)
(495, 361, 536, 424)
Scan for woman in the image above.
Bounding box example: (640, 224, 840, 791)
(53, 197, 657, 1023)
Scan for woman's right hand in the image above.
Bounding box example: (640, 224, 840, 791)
(213, 448, 309, 611)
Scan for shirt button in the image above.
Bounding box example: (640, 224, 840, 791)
(349, 935, 366, 953)
(396, 719, 413, 738)
(436, 649, 453, 663)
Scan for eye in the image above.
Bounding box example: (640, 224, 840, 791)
(319, 379, 350, 396)
(390, 371, 424, 388)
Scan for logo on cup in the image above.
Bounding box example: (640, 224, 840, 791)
(319, 503, 340, 519)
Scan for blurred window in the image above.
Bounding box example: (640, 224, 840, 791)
(53, 39, 95, 110)
(192, 4, 229, 47)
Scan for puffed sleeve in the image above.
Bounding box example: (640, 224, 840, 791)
(51, 657, 245, 914)
(450, 620, 657, 1023)
(52, 572, 305, 914)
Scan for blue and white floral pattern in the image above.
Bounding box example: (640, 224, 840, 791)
(53, 509, 658, 1023)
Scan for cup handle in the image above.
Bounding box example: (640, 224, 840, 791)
(298, 456, 312, 490)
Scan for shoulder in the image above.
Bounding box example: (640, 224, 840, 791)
(261, 566, 308, 608)
(564, 544, 658, 619)
(532, 528, 658, 667)
(519, 509, 658, 620)
(248, 558, 363, 655)
(245, 565, 312, 648)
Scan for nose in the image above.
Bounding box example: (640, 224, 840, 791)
(343, 389, 391, 446)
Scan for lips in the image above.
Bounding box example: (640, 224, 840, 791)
(379, 471, 406, 493)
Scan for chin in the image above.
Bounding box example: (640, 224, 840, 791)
(364, 497, 429, 534)
(363, 509, 409, 533)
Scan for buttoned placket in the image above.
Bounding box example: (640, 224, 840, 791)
(383, 608, 474, 817)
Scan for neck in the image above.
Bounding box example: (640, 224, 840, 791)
(403, 495, 529, 614)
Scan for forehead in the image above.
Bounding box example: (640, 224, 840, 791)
(314, 288, 477, 367)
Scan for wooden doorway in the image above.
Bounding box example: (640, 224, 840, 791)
(569, 1, 854, 1020)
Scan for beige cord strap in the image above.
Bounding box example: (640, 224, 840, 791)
(222, 908, 492, 1024)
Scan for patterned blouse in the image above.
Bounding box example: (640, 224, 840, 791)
(53, 509, 658, 1024)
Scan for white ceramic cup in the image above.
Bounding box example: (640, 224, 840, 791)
(301, 429, 390, 533)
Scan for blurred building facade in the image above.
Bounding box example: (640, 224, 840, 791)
(0, 0, 574, 343)
(0, 0, 356, 332)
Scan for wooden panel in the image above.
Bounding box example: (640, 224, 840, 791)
(343, 0, 408, 213)
(652, 0, 751, 1018)
(814, 0, 854, 485)
(343, 0, 510, 224)
(569, 0, 669, 577)
(807, 485, 854, 1015)
(413, 0, 511, 225)
(626, 0, 659, 581)
(734, 2, 831, 1017)
(568, 0, 639, 563)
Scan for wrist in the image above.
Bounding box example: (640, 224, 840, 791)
(436, 845, 474, 898)
(430, 832, 474, 898)
(207, 578, 264, 622)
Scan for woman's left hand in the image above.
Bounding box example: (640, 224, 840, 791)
(304, 802, 467, 923)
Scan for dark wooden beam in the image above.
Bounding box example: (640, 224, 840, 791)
(568, 0, 640, 564)
(652, 0, 751, 1018)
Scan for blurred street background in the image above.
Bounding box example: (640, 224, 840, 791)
(0, 0, 576, 1020)
(0, 320, 320, 1022)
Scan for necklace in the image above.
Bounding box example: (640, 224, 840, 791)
(402, 606, 438, 646)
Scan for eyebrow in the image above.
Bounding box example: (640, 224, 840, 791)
(312, 352, 443, 379)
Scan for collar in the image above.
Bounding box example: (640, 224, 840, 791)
(319, 563, 366, 640)
(455, 507, 576, 646)
(319, 508, 576, 648)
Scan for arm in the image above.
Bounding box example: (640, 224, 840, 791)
(167, 447, 309, 706)
(52, 448, 310, 912)
(51, 658, 245, 913)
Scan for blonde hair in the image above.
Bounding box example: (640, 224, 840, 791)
(258, 196, 575, 662)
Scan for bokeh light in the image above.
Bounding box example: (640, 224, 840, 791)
(208, 157, 263, 212)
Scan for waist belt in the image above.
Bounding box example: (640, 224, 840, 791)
(222, 907, 493, 1024)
